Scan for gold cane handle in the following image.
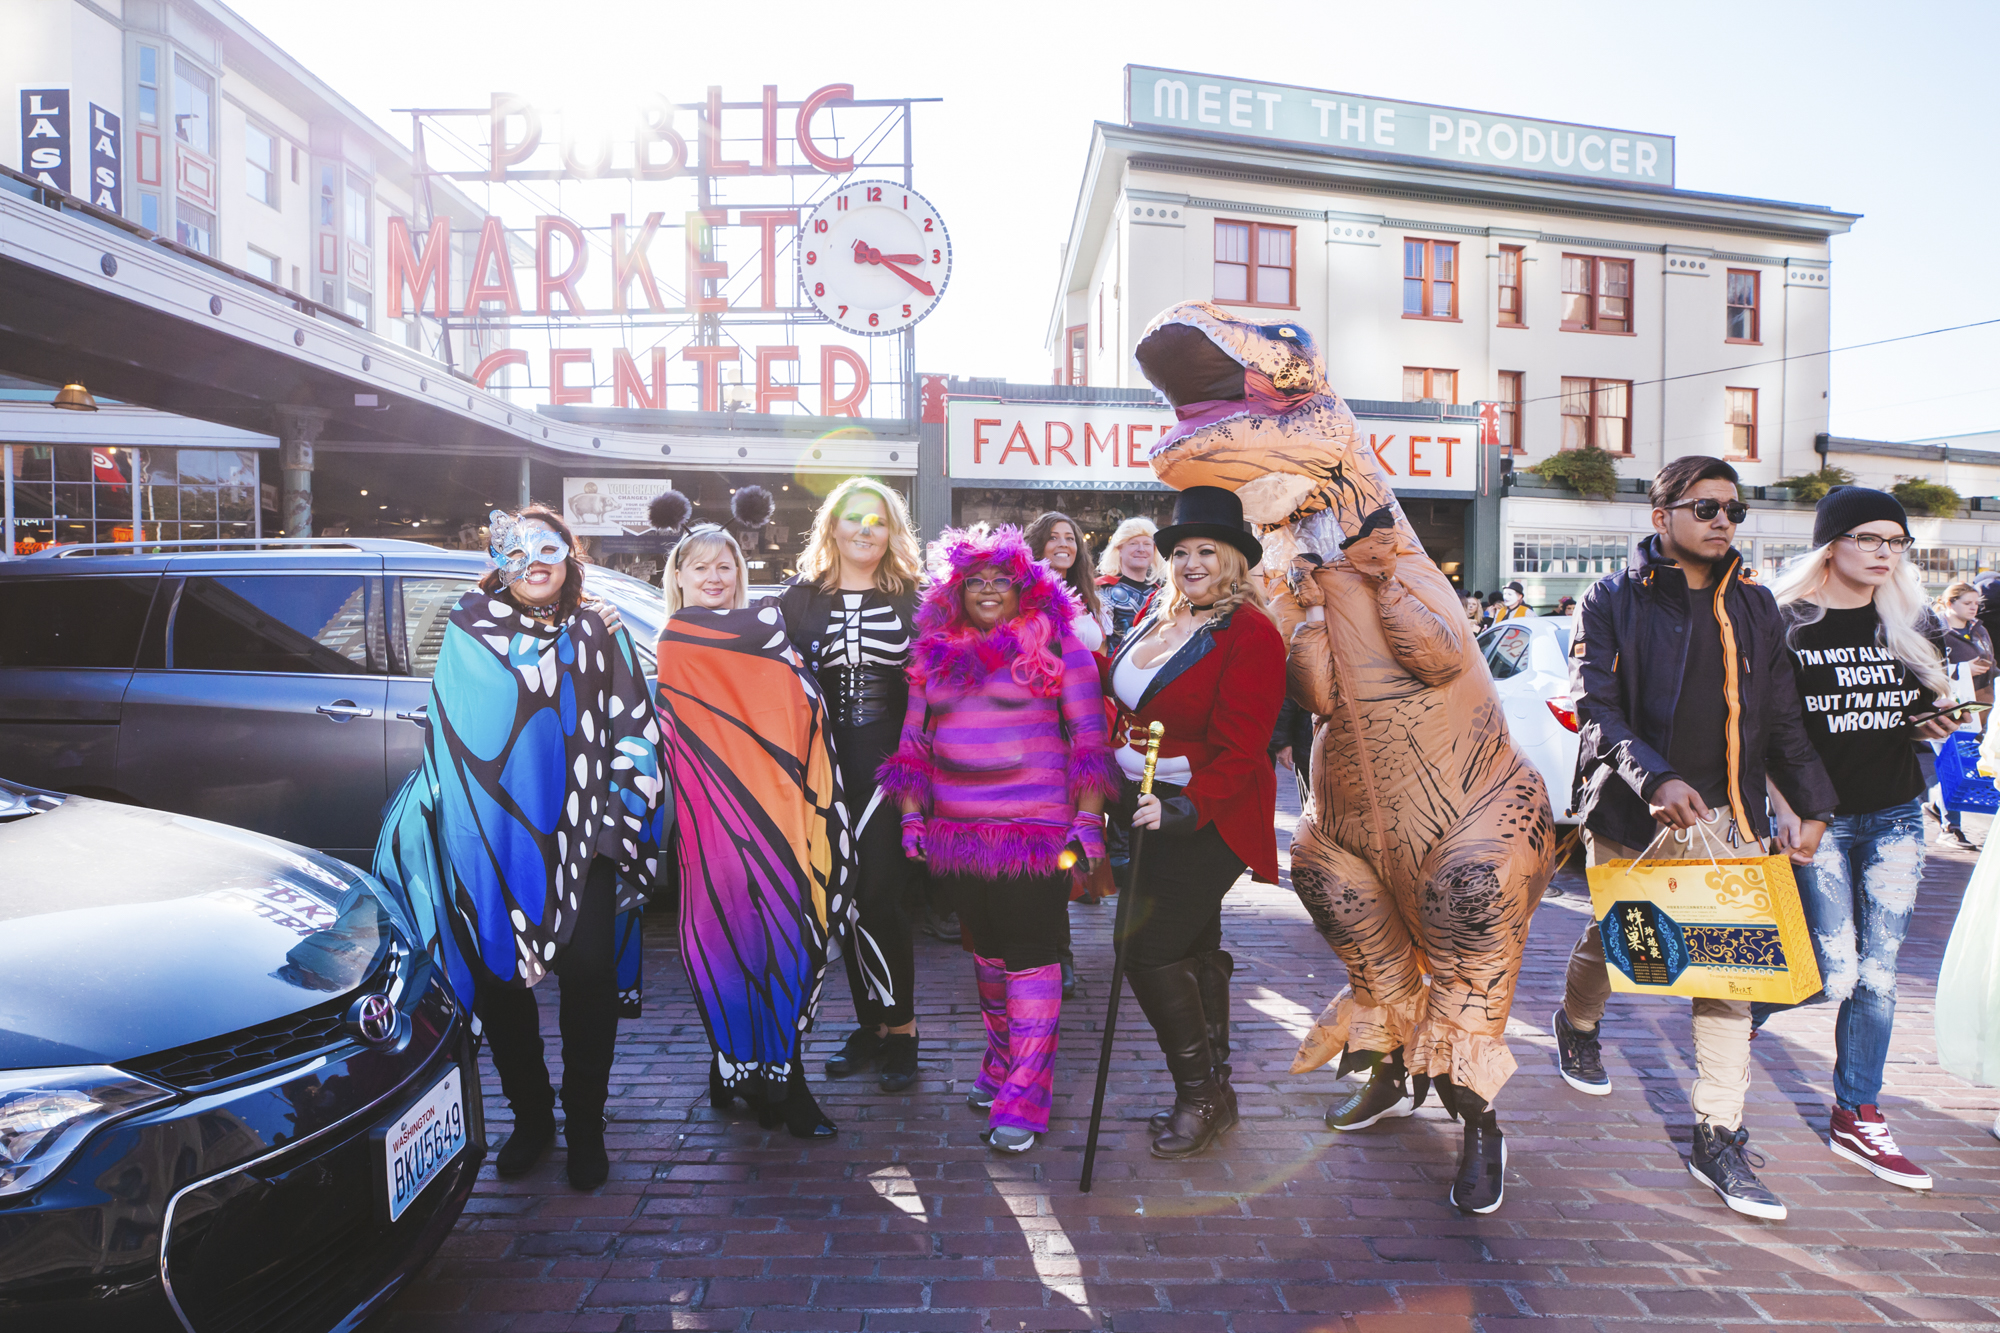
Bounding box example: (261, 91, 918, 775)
(1138, 721, 1165, 797)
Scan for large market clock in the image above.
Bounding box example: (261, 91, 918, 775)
(798, 181, 952, 336)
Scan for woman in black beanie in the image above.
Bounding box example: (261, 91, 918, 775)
(1763, 486, 1960, 1192)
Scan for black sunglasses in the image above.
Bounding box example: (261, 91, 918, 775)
(1663, 497, 1748, 524)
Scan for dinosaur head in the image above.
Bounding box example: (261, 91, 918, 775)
(1135, 301, 1397, 565)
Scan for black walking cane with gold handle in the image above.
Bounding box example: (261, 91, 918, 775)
(1080, 720, 1164, 1192)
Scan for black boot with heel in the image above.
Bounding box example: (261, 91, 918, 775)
(1151, 949, 1234, 1132)
(1128, 956, 1236, 1159)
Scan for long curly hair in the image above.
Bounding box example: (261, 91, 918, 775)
(910, 526, 1079, 698)
(795, 478, 923, 596)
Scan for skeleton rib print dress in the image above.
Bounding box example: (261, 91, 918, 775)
(374, 591, 670, 1012)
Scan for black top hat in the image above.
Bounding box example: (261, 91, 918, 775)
(1153, 485, 1263, 566)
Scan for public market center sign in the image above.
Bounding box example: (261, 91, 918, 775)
(1126, 65, 1674, 188)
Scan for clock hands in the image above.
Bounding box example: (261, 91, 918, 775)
(850, 240, 936, 297)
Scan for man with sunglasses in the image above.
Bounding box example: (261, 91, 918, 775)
(1553, 455, 1839, 1220)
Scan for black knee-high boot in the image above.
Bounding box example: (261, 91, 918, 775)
(1151, 949, 1234, 1131)
(477, 982, 556, 1178)
(1127, 957, 1235, 1159)
(557, 973, 619, 1190)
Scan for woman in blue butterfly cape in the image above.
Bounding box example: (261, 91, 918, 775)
(374, 503, 669, 1191)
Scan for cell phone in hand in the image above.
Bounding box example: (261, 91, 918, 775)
(1909, 701, 1992, 725)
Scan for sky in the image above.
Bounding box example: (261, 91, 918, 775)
(227, 0, 2000, 444)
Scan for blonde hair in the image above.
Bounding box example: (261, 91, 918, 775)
(1940, 580, 1981, 614)
(1160, 539, 1270, 623)
(665, 526, 750, 613)
(796, 478, 922, 596)
(1772, 544, 1952, 700)
(1096, 516, 1168, 581)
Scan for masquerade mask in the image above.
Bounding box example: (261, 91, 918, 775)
(488, 510, 569, 586)
(845, 511, 885, 528)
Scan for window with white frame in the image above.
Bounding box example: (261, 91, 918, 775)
(1512, 533, 1633, 577)
(245, 245, 280, 284)
(246, 123, 277, 207)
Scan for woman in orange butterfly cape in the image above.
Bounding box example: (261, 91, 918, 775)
(653, 525, 886, 1140)
(1133, 300, 1555, 1215)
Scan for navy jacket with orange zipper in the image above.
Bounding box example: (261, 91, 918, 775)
(1570, 534, 1837, 850)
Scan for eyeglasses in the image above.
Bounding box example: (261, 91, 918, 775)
(1663, 498, 1748, 524)
(1841, 533, 1913, 554)
(963, 576, 1017, 592)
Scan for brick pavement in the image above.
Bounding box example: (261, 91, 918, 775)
(375, 787, 2000, 1332)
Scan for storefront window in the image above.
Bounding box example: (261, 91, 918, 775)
(7, 445, 146, 552)
(1512, 532, 1634, 577)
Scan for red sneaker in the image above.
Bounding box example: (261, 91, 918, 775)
(1829, 1105, 1932, 1190)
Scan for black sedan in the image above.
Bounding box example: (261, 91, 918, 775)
(0, 779, 483, 1331)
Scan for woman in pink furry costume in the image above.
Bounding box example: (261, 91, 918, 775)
(879, 526, 1121, 1153)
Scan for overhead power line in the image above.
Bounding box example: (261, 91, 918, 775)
(1518, 316, 2000, 406)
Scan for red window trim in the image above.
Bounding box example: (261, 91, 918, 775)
(1560, 252, 1635, 335)
(1725, 269, 1761, 345)
(1498, 370, 1524, 455)
(1560, 376, 1634, 456)
(1062, 324, 1087, 388)
(1402, 366, 1460, 405)
(1724, 385, 1758, 461)
(1497, 244, 1526, 329)
(1213, 219, 1299, 311)
(1403, 237, 1460, 322)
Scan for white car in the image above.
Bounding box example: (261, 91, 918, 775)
(1477, 616, 1583, 824)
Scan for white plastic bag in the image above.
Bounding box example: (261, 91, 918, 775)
(1937, 833, 2000, 1088)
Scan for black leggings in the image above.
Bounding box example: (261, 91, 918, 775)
(475, 857, 620, 1117)
(835, 720, 917, 1028)
(948, 870, 1072, 971)
(1120, 807, 1245, 972)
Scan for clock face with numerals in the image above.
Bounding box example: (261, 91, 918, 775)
(798, 181, 951, 337)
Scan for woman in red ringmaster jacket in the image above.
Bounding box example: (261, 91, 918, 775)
(1103, 485, 1285, 1162)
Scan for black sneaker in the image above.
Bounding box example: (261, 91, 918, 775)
(825, 1026, 884, 1079)
(1325, 1067, 1414, 1131)
(878, 1033, 920, 1092)
(1944, 825, 1979, 852)
(921, 909, 962, 943)
(1688, 1122, 1786, 1220)
(1553, 1009, 1611, 1096)
(1450, 1110, 1506, 1214)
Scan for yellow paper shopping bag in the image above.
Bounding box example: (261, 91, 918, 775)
(1585, 824, 1822, 1006)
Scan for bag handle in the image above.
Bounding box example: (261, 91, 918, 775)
(1623, 817, 1730, 877)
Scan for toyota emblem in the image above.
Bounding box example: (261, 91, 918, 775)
(348, 993, 397, 1046)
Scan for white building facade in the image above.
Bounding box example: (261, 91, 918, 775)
(1, 0, 504, 552)
(1042, 67, 2000, 601)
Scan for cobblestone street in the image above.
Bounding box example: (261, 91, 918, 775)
(377, 790, 2000, 1332)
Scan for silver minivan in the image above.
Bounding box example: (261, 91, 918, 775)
(0, 538, 668, 864)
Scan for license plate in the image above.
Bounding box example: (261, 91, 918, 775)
(379, 1067, 467, 1222)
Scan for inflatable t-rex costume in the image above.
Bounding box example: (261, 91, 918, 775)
(1134, 301, 1555, 1209)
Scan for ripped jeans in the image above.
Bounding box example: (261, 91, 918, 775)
(1753, 799, 1926, 1110)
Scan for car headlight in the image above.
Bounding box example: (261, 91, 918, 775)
(0, 1066, 175, 1197)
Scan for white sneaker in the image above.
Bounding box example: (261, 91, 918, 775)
(985, 1125, 1036, 1153)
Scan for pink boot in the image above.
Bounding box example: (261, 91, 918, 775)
(971, 955, 1009, 1108)
(991, 964, 1062, 1135)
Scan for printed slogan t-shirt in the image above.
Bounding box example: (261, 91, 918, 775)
(1787, 604, 1929, 815)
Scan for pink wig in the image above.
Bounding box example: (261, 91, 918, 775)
(909, 526, 1080, 698)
